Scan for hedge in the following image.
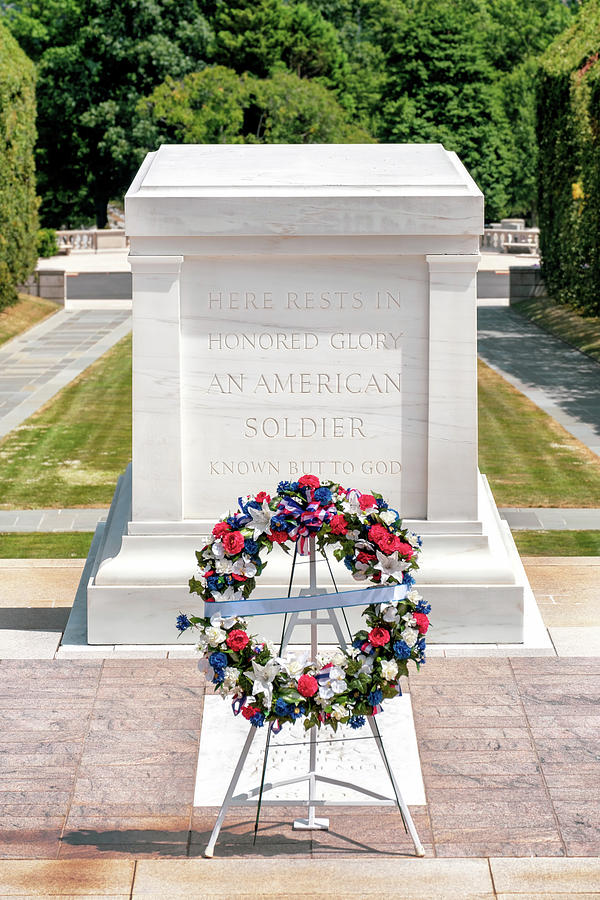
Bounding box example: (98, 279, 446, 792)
(0, 22, 38, 310)
(537, 0, 600, 316)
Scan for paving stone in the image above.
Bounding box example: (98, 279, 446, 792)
(0, 859, 134, 894)
(550, 627, 600, 656)
(132, 858, 495, 897)
(490, 856, 600, 893)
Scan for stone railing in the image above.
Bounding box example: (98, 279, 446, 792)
(481, 227, 540, 254)
(56, 229, 128, 252)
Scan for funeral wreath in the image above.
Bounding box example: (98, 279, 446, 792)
(176, 476, 430, 732)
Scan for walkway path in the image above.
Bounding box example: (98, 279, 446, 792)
(477, 305, 600, 457)
(0, 307, 131, 440)
(2, 507, 600, 532)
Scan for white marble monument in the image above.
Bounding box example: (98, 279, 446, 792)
(83, 144, 535, 645)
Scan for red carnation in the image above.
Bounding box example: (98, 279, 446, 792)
(357, 551, 376, 564)
(299, 474, 320, 489)
(241, 705, 260, 720)
(397, 542, 414, 560)
(330, 514, 348, 535)
(226, 629, 249, 651)
(358, 493, 377, 511)
(222, 530, 245, 555)
(212, 521, 231, 538)
(297, 674, 319, 697)
(268, 530, 288, 544)
(231, 574, 246, 582)
(368, 627, 390, 647)
(255, 491, 271, 503)
(413, 613, 429, 634)
(368, 525, 402, 554)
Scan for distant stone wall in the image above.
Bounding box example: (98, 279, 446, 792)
(18, 269, 65, 304)
(509, 267, 546, 304)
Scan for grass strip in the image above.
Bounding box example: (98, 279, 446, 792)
(513, 529, 600, 556)
(0, 334, 131, 508)
(478, 359, 600, 507)
(0, 531, 94, 558)
(512, 295, 600, 363)
(0, 293, 58, 346)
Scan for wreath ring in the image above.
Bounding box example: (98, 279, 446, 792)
(177, 476, 430, 733)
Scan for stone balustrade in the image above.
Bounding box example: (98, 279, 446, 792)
(56, 229, 128, 252)
(481, 227, 540, 253)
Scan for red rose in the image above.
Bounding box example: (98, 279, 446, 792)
(358, 494, 377, 511)
(222, 530, 245, 555)
(330, 514, 348, 535)
(357, 551, 376, 564)
(299, 474, 320, 489)
(297, 674, 318, 697)
(397, 542, 414, 560)
(212, 521, 231, 538)
(413, 613, 429, 634)
(368, 627, 390, 647)
(268, 530, 288, 544)
(255, 491, 271, 503)
(241, 705, 260, 720)
(231, 574, 246, 582)
(226, 629, 249, 651)
(372, 571, 382, 582)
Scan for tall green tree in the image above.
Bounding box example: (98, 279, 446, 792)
(3, 0, 212, 227)
(0, 20, 38, 309)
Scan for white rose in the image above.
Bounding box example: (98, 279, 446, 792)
(212, 540, 225, 559)
(406, 588, 422, 604)
(331, 678, 347, 694)
(330, 649, 346, 667)
(380, 659, 398, 681)
(205, 626, 226, 646)
(379, 509, 398, 526)
(403, 626, 419, 648)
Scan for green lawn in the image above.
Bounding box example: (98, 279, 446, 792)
(513, 295, 600, 363)
(0, 334, 131, 508)
(478, 359, 600, 507)
(0, 293, 58, 346)
(514, 530, 600, 556)
(0, 532, 94, 558)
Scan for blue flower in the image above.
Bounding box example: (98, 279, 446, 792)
(417, 637, 427, 652)
(376, 498, 388, 510)
(349, 715, 366, 729)
(416, 599, 431, 614)
(209, 651, 228, 670)
(393, 640, 412, 660)
(344, 555, 354, 571)
(274, 699, 305, 721)
(352, 638, 364, 650)
(290, 482, 300, 491)
(212, 669, 225, 685)
(176, 613, 190, 632)
(206, 575, 222, 592)
(277, 481, 292, 493)
(244, 538, 258, 555)
(403, 573, 415, 587)
(270, 515, 290, 532)
(250, 710, 265, 727)
(313, 486, 332, 504)
(368, 689, 383, 706)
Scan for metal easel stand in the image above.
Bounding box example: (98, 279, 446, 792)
(203, 538, 425, 858)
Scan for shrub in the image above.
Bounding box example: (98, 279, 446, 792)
(0, 22, 38, 310)
(537, 0, 600, 315)
(36, 228, 58, 258)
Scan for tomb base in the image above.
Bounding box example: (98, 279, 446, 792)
(81, 465, 541, 646)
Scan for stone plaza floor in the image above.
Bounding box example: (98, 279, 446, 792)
(0, 558, 599, 895)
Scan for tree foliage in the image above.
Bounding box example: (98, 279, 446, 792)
(0, 0, 580, 227)
(0, 20, 38, 309)
(537, 0, 600, 315)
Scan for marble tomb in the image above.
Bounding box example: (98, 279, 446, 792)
(81, 143, 537, 645)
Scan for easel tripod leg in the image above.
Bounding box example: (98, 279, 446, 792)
(368, 716, 425, 857)
(204, 726, 257, 858)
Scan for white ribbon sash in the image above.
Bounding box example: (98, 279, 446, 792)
(203, 583, 408, 618)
